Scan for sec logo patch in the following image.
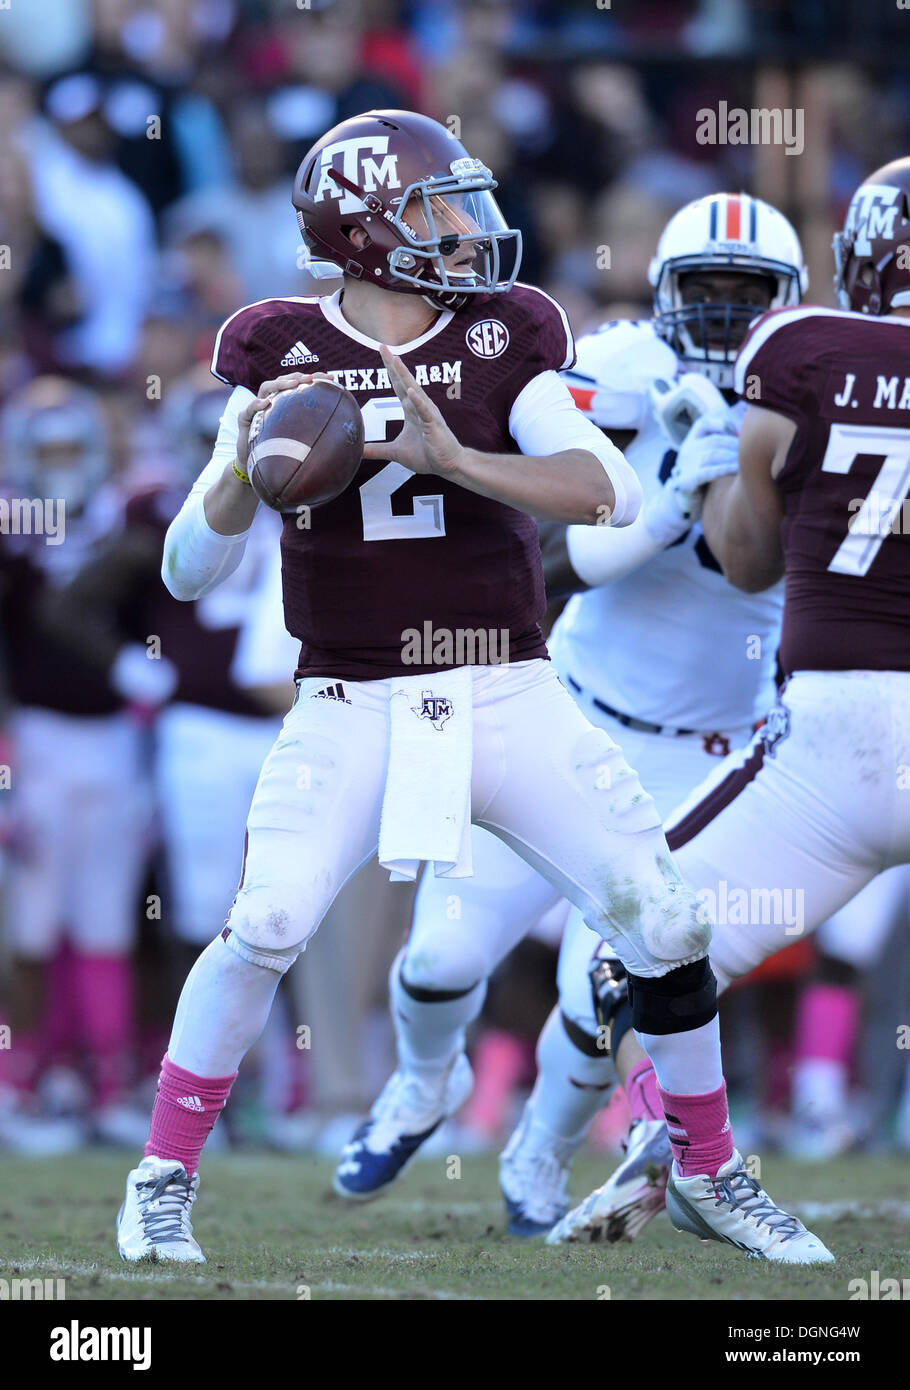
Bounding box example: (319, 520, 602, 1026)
(466, 319, 509, 358)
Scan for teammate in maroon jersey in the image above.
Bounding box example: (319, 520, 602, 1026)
(552, 157, 910, 1244)
(116, 110, 830, 1265)
(0, 379, 154, 1152)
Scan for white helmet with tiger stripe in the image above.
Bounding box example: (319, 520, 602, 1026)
(648, 193, 807, 387)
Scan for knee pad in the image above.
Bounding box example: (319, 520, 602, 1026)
(221, 924, 302, 975)
(627, 957, 717, 1036)
(637, 867, 713, 964)
(400, 939, 490, 995)
(225, 885, 317, 970)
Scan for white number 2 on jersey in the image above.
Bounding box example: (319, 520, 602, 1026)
(358, 396, 446, 542)
(821, 422, 910, 576)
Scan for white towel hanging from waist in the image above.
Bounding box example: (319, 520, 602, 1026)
(378, 666, 473, 882)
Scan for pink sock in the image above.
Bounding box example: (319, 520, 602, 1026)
(794, 983, 859, 1065)
(4, 1027, 35, 1093)
(72, 953, 133, 1107)
(145, 1053, 237, 1176)
(625, 1057, 662, 1123)
(657, 1080, 734, 1178)
(45, 942, 79, 1067)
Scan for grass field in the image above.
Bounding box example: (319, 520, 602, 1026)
(4, 1150, 910, 1301)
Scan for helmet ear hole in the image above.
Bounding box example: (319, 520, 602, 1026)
(341, 225, 371, 250)
(859, 263, 875, 287)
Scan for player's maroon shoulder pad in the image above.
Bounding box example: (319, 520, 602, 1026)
(467, 282, 576, 400)
(733, 305, 856, 421)
(211, 296, 323, 394)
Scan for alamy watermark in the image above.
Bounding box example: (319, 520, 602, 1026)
(696, 103, 804, 157)
(0, 497, 65, 545)
(696, 880, 805, 935)
(401, 623, 510, 666)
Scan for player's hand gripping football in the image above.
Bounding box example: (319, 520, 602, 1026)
(363, 345, 464, 477)
(235, 371, 335, 470)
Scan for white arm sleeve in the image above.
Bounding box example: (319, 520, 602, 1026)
(508, 371, 642, 527)
(565, 512, 664, 587)
(161, 385, 260, 601)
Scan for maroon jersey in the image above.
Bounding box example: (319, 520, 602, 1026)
(735, 306, 910, 674)
(212, 284, 575, 680)
(126, 486, 272, 718)
(0, 492, 125, 717)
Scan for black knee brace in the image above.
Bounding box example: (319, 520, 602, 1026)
(399, 970, 481, 1004)
(626, 958, 717, 1036)
(815, 954, 858, 990)
(559, 1009, 606, 1059)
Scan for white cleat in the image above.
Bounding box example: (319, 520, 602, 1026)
(666, 1148, 835, 1264)
(785, 1112, 857, 1162)
(500, 1109, 580, 1238)
(116, 1156, 206, 1263)
(333, 1055, 473, 1201)
(547, 1117, 671, 1245)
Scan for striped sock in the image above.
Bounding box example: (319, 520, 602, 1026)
(657, 1079, 734, 1178)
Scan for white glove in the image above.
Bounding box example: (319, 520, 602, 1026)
(110, 644, 179, 707)
(650, 372, 728, 445)
(666, 412, 739, 524)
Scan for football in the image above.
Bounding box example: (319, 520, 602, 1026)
(247, 379, 364, 512)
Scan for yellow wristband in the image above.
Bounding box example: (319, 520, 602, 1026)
(231, 458, 250, 485)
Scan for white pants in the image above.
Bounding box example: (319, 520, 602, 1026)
(816, 866, 910, 970)
(407, 705, 749, 1009)
(155, 703, 283, 944)
(554, 711, 754, 1029)
(7, 707, 150, 958)
(225, 660, 709, 979)
(667, 671, 910, 990)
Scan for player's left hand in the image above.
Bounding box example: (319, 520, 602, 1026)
(667, 412, 739, 523)
(362, 345, 464, 477)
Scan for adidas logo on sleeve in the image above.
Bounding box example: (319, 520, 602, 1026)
(280, 340, 320, 366)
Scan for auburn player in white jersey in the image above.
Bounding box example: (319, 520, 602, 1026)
(551, 158, 910, 1244)
(331, 194, 816, 1243)
(113, 111, 830, 1267)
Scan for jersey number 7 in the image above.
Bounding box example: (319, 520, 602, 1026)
(820, 423, 910, 576)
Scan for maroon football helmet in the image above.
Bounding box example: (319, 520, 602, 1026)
(292, 109, 522, 310)
(834, 157, 910, 315)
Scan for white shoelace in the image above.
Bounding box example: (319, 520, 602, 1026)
(710, 1168, 806, 1244)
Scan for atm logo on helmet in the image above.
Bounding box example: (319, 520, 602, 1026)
(847, 184, 902, 256)
(313, 136, 401, 213)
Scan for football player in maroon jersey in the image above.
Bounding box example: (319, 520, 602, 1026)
(116, 110, 830, 1266)
(553, 158, 910, 1244)
(0, 379, 154, 1152)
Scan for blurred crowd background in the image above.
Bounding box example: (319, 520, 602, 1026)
(1, 0, 910, 1164)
